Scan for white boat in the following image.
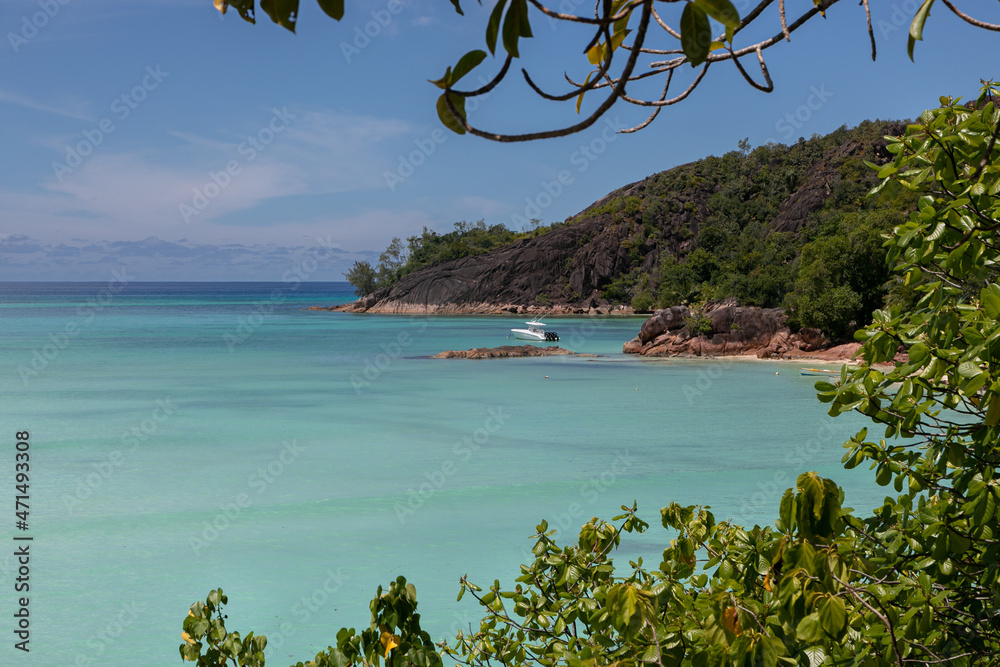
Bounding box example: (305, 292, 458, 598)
(510, 319, 559, 342)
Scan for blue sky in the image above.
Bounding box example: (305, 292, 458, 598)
(1, 0, 998, 280)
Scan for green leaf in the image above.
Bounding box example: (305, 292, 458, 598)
(432, 50, 487, 89)
(486, 0, 507, 56)
(958, 361, 982, 378)
(817, 596, 847, 636)
(981, 283, 1000, 318)
(907, 0, 936, 61)
(428, 67, 454, 90)
(260, 0, 299, 31)
(680, 2, 711, 67)
(640, 644, 661, 663)
(795, 613, 823, 643)
(760, 636, 781, 667)
(452, 50, 487, 84)
(217, 0, 256, 22)
(695, 0, 740, 30)
(448, 0, 464, 16)
(315, 0, 344, 21)
(502, 0, 522, 57)
(501, 0, 531, 57)
(437, 92, 467, 134)
(876, 463, 892, 486)
(986, 395, 1000, 426)
(909, 342, 930, 365)
(802, 646, 827, 667)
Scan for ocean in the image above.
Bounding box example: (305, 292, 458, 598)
(0, 282, 882, 665)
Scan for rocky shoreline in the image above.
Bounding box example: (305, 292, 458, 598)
(314, 295, 871, 363)
(309, 296, 635, 316)
(621, 298, 862, 361)
(431, 345, 588, 359)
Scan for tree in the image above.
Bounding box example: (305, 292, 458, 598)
(182, 82, 1000, 666)
(212, 0, 1000, 141)
(785, 210, 900, 340)
(344, 259, 378, 296)
(377, 237, 409, 286)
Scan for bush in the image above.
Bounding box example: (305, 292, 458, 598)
(630, 291, 654, 312)
(684, 313, 714, 336)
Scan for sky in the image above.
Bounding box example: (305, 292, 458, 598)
(0, 0, 998, 280)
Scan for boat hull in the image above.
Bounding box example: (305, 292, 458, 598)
(510, 329, 559, 342)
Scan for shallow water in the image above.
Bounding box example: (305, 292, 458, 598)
(0, 282, 882, 665)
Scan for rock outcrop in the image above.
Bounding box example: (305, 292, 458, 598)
(431, 345, 581, 359)
(623, 300, 835, 359)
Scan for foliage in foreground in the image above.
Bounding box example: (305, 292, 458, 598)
(212, 0, 999, 145)
(184, 83, 1000, 666)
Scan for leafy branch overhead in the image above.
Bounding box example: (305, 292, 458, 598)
(216, 0, 1000, 141)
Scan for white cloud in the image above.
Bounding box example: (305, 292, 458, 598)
(46, 152, 307, 229)
(0, 107, 419, 242)
(0, 88, 92, 121)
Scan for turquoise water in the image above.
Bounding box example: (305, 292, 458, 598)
(0, 283, 883, 665)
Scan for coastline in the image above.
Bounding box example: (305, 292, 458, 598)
(311, 301, 884, 366)
(309, 302, 639, 316)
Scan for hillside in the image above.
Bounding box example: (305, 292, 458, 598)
(336, 120, 915, 338)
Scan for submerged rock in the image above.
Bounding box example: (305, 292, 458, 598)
(432, 345, 581, 359)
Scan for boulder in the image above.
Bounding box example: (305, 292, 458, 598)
(622, 337, 643, 354)
(796, 327, 830, 352)
(638, 306, 690, 343)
